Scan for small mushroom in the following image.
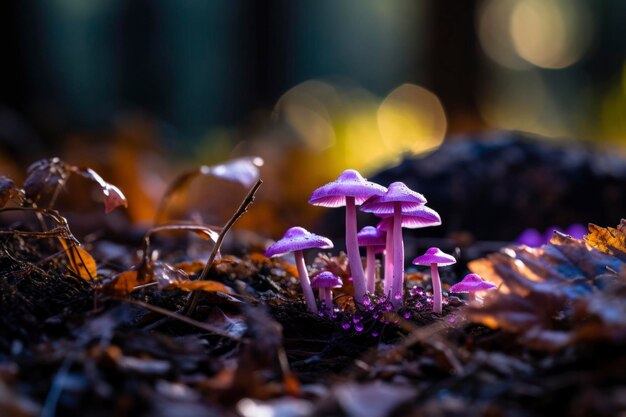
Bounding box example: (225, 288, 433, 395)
(357, 226, 386, 293)
(412, 247, 456, 314)
(311, 271, 343, 311)
(449, 273, 497, 302)
(361, 183, 428, 306)
(376, 205, 441, 298)
(265, 227, 333, 313)
(309, 169, 386, 304)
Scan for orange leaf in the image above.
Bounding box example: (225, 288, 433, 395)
(59, 239, 97, 280)
(172, 280, 234, 294)
(173, 260, 206, 274)
(103, 270, 140, 296)
(584, 221, 626, 262)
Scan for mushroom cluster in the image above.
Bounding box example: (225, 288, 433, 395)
(264, 168, 497, 314)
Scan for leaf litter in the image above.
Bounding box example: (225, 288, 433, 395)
(1, 157, 626, 416)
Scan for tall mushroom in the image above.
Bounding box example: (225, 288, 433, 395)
(361, 182, 427, 306)
(449, 273, 497, 303)
(311, 271, 343, 311)
(377, 220, 394, 298)
(309, 169, 386, 304)
(357, 226, 386, 293)
(265, 227, 333, 313)
(412, 247, 456, 314)
(376, 205, 441, 299)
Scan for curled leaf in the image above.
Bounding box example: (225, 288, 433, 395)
(200, 157, 264, 188)
(22, 158, 127, 213)
(75, 168, 127, 213)
(23, 158, 68, 202)
(149, 223, 219, 243)
(155, 157, 263, 223)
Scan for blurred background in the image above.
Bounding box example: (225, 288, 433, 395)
(1, 0, 626, 245)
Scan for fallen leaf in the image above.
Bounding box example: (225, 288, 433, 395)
(171, 280, 234, 294)
(59, 239, 97, 280)
(173, 260, 206, 274)
(103, 270, 141, 296)
(584, 221, 626, 262)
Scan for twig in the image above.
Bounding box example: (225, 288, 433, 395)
(183, 179, 263, 316)
(119, 298, 245, 342)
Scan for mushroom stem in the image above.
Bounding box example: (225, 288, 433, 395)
(294, 250, 318, 313)
(468, 292, 476, 302)
(384, 225, 394, 297)
(345, 196, 367, 303)
(391, 203, 404, 307)
(430, 263, 443, 314)
(325, 289, 333, 310)
(318, 288, 332, 310)
(366, 246, 376, 293)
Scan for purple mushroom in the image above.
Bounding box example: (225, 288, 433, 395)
(361, 182, 427, 306)
(357, 226, 386, 293)
(412, 247, 456, 314)
(449, 273, 497, 302)
(376, 205, 441, 298)
(265, 227, 333, 313)
(311, 271, 343, 311)
(309, 169, 387, 304)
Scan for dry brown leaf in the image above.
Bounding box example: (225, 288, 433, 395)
(22, 158, 127, 213)
(467, 221, 626, 350)
(23, 158, 67, 202)
(173, 260, 206, 274)
(59, 239, 97, 280)
(171, 280, 234, 294)
(584, 221, 626, 262)
(103, 270, 140, 296)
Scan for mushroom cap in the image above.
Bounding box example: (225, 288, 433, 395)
(265, 227, 333, 257)
(376, 205, 441, 230)
(308, 169, 387, 207)
(412, 247, 456, 266)
(311, 271, 343, 288)
(449, 273, 497, 293)
(360, 182, 427, 215)
(357, 226, 386, 247)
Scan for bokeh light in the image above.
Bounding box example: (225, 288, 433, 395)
(273, 80, 338, 153)
(477, 0, 530, 70)
(510, 0, 592, 69)
(478, 0, 593, 70)
(377, 83, 447, 155)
